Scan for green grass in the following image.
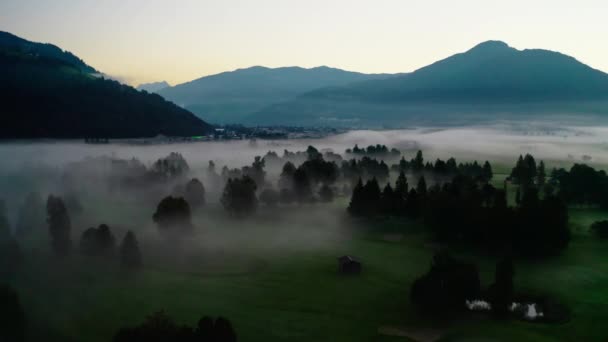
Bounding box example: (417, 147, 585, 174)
(7, 200, 608, 342)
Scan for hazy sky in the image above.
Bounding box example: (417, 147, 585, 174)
(2, 0, 606, 86)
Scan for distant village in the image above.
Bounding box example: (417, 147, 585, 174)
(85, 126, 345, 145)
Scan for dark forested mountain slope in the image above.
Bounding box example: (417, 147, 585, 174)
(0, 32, 212, 139)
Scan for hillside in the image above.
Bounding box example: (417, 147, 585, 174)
(0, 32, 213, 139)
(157, 66, 395, 124)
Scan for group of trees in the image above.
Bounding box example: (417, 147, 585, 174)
(113, 311, 236, 342)
(424, 174, 569, 256)
(346, 144, 400, 158)
(550, 163, 608, 208)
(341, 157, 390, 183)
(348, 171, 424, 218)
(46, 195, 143, 269)
(153, 196, 194, 232)
(221, 176, 258, 217)
(393, 151, 493, 183)
(348, 154, 570, 257)
(79, 223, 142, 269)
(411, 252, 515, 317)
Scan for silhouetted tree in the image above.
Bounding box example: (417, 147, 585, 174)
(482, 161, 493, 181)
(395, 171, 409, 199)
(279, 161, 296, 189)
(184, 178, 206, 208)
(153, 196, 193, 232)
(120, 231, 142, 270)
(113, 311, 237, 342)
(0, 284, 26, 342)
(221, 176, 258, 217)
(242, 156, 266, 186)
(410, 252, 480, 314)
(537, 161, 546, 187)
(46, 195, 72, 256)
(80, 224, 116, 257)
(292, 168, 313, 203)
(416, 176, 427, 196)
(412, 150, 424, 171)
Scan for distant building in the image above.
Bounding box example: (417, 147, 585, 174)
(337, 255, 362, 275)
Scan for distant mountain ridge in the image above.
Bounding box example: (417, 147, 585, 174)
(0, 32, 213, 139)
(157, 66, 397, 124)
(137, 81, 170, 93)
(246, 41, 608, 126)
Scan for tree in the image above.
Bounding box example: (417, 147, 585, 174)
(80, 224, 116, 257)
(221, 176, 258, 216)
(259, 188, 280, 206)
(416, 176, 427, 196)
(15, 192, 45, 240)
(120, 231, 142, 270)
(482, 161, 493, 181)
(242, 156, 266, 186)
(395, 171, 409, 199)
(537, 161, 546, 187)
(46, 195, 72, 256)
(489, 258, 515, 317)
(412, 150, 424, 171)
(318, 185, 334, 203)
(410, 252, 480, 314)
(184, 178, 205, 208)
(279, 161, 296, 189)
(0, 284, 26, 342)
(348, 179, 365, 216)
(153, 196, 193, 232)
(292, 168, 312, 203)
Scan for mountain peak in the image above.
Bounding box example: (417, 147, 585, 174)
(468, 40, 512, 53)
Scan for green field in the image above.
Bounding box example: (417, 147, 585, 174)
(7, 191, 608, 342)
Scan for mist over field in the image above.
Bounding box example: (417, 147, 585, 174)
(2, 123, 608, 342)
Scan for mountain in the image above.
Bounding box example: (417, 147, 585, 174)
(137, 81, 170, 93)
(0, 32, 213, 139)
(157, 66, 396, 124)
(248, 41, 608, 126)
(0, 31, 96, 73)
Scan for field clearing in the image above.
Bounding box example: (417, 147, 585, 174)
(7, 200, 608, 342)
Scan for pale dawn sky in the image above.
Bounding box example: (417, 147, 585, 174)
(1, 0, 606, 86)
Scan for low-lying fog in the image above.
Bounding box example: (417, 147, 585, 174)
(1, 124, 607, 266)
(1, 124, 606, 172)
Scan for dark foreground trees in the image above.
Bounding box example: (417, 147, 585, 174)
(221, 176, 258, 217)
(80, 224, 116, 257)
(411, 252, 480, 314)
(46, 195, 72, 256)
(0, 284, 26, 342)
(153, 196, 193, 233)
(113, 311, 236, 342)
